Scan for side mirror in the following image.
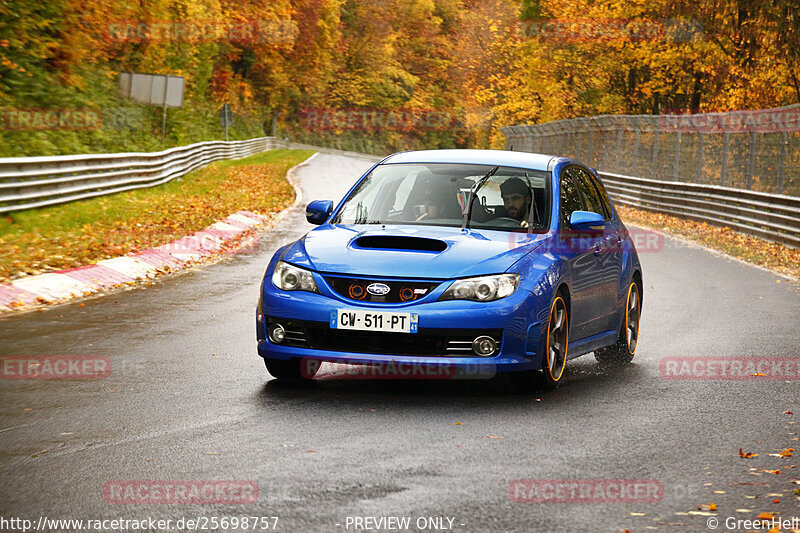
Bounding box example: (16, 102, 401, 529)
(569, 210, 605, 233)
(306, 200, 333, 225)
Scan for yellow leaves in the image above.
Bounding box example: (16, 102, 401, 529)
(768, 448, 794, 458)
(740, 448, 758, 459)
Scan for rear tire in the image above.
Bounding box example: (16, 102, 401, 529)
(596, 280, 641, 365)
(264, 358, 317, 381)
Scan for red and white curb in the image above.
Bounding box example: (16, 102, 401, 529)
(0, 152, 320, 315)
(0, 211, 267, 314)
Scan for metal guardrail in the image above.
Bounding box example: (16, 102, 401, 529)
(597, 172, 800, 248)
(501, 105, 800, 196)
(0, 137, 279, 213)
(503, 107, 800, 248)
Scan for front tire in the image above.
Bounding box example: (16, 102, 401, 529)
(264, 358, 317, 381)
(596, 280, 641, 365)
(539, 294, 569, 388)
(508, 294, 569, 392)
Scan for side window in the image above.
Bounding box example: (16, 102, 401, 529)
(588, 173, 613, 220)
(559, 169, 585, 227)
(571, 168, 606, 219)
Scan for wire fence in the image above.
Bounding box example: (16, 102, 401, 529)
(501, 105, 800, 196)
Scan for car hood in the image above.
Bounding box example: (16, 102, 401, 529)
(282, 224, 547, 279)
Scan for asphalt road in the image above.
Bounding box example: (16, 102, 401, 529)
(1, 153, 798, 533)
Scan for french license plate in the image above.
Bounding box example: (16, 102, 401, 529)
(331, 309, 418, 333)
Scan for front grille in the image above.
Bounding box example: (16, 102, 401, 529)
(268, 318, 501, 357)
(324, 276, 441, 304)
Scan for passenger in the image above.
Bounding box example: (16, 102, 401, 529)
(416, 186, 458, 221)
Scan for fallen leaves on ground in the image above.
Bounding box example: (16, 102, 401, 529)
(740, 448, 759, 458)
(616, 205, 800, 281)
(0, 151, 309, 282)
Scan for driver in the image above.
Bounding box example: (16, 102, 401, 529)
(499, 177, 532, 227)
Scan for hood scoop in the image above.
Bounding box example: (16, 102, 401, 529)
(353, 235, 448, 253)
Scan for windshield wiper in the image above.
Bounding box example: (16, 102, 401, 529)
(461, 166, 499, 229)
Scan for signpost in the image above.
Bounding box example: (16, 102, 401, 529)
(219, 104, 234, 141)
(119, 72, 185, 145)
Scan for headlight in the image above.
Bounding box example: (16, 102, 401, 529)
(439, 274, 519, 302)
(272, 261, 319, 293)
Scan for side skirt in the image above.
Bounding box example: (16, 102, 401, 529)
(567, 330, 618, 360)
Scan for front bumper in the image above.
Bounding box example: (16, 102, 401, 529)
(257, 276, 547, 373)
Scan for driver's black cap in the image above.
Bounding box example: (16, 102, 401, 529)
(500, 177, 530, 198)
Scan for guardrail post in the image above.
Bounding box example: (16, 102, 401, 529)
(747, 131, 757, 190)
(720, 132, 729, 186)
(566, 131, 572, 159)
(673, 131, 682, 181)
(778, 131, 787, 193)
(696, 133, 704, 183)
(651, 131, 660, 179)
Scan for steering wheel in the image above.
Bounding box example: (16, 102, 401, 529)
(493, 217, 525, 227)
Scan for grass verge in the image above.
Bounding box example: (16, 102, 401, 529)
(617, 205, 800, 281)
(0, 149, 314, 282)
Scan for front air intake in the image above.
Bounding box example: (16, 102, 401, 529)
(353, 236, 447, 252)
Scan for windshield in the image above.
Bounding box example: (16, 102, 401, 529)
(332, 163, 550, 232)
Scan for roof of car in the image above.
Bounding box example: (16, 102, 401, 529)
(381, 149, 557, 171)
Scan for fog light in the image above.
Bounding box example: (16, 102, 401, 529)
(268, 323, 286, 344)
(472, 336, 497, 356)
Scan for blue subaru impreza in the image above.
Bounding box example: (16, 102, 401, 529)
(256, 149, 642, 388)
